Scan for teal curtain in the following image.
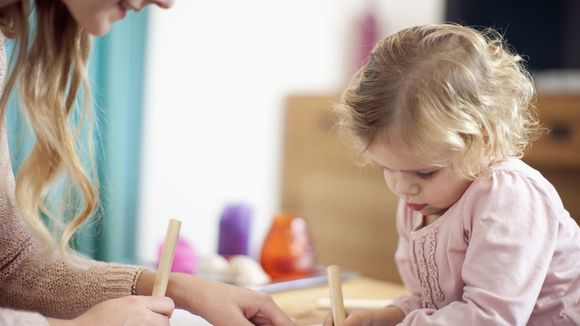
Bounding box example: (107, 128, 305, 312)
(7, 11, 149, 264)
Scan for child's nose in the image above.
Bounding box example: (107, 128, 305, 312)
(395, 173, 419, 197)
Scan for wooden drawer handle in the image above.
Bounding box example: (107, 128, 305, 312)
(549, 123, 572, 141)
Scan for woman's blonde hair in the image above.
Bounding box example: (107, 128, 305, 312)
(0, 0, 97, 257)
(337, 24, 543, 178)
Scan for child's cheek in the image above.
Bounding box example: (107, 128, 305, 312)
(383, 171, 397, 195)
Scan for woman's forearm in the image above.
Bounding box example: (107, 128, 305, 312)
(134, 270, 197, 312)
(134, 270, 155, 296)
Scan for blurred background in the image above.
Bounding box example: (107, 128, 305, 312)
(137, 0, 443, 280)
(7, 0, 580, 284)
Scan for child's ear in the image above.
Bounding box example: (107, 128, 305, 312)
(480, 134, 495, 168)
(481, 130, 490, 144)
(481, 134, 490, 152)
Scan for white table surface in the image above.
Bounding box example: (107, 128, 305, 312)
(170, 309, 211, 325)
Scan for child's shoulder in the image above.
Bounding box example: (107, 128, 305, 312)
(457, 158, 578, 251)
(461, 158, 564, 213)
(473, 158, 553, 194)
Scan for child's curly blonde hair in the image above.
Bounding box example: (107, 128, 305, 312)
(337, 24, 543, 178)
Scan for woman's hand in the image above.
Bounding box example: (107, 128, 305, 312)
(170, 272, 294, 325)
(135, 270, 294, 326)
(322, 306, 405, 326)
(47, 295, 174, 326)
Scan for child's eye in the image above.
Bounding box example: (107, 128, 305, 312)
(416, 170, 437, 179)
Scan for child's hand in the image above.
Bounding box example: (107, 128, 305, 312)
(322, 306, 405, 326)
(47, 295, 175, 326)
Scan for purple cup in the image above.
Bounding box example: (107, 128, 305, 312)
(218, 203, 253, 257)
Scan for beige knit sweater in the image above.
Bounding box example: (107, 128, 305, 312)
(0, 36, 141, 324)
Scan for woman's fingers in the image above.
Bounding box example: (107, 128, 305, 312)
(323, 312, 335, 326)
(73, 295, 175, 326)
(140, 296, 175, 317)
(248, 293, 295, 325)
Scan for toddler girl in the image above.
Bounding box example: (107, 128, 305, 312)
(326, 24, 580, 325)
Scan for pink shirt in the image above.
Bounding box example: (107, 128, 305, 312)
(393, 159, 580, 325)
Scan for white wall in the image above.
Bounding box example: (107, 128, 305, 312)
(137, 0, 444, 264)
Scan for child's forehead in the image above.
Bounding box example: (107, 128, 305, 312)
(367, 141, 442, 171)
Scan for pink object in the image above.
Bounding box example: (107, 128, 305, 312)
(157, 236, 198, 274)
(358, 8, 379, 69)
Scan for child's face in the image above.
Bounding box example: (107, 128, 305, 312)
(368, 142, 472, 217)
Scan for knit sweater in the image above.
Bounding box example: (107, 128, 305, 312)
(0, 36, 141, 324)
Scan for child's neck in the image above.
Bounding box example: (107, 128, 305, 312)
(422, 214, 441, 227)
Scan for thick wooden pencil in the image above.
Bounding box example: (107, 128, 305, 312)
(327, 265, 346, 326)
(152, 219, 182, 297)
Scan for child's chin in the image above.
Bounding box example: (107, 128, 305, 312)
(423, 207, 446, 216)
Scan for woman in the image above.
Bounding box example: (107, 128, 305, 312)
(0, 1, 294, 325)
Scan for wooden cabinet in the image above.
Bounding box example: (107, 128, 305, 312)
(280, 95, 401, 283)
(523, 94, 580, 225)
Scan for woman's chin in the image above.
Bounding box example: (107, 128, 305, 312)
(83, 21, 114, 36)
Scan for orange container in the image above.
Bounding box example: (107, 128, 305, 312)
(260, 213, 315, 281)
